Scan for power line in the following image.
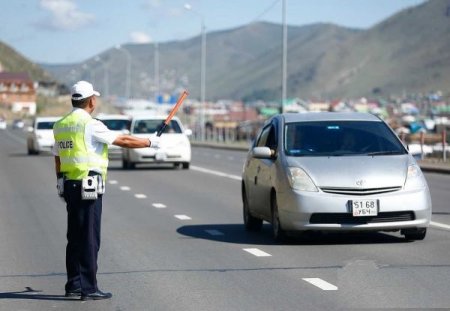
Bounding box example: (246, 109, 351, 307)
(251, 0, 281, 23)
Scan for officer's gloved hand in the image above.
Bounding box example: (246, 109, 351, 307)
(149, 132, 161, 149)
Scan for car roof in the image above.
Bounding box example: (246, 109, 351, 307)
(95, 114, 131, 120)
(281, 112, 381, 123)
(131, 115, 180, 121)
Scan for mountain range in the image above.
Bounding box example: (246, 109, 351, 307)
(1, 0, 449, 102)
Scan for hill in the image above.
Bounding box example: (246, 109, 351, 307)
(0, 42, 54, 82)
(40, 0, 450, 101)
(313, 0, 450, 98)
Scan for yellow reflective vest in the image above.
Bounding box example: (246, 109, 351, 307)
(53, 110, 108, 180)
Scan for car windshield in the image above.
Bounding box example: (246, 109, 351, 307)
(132, 120, 182, 134)
(100, 119, 130, 131)
(37, 121, 56, 130)
(284, 121, 407, 157)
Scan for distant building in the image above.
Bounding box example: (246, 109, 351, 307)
(0, 72, 37, 115)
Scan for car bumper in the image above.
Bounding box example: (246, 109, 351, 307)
(127, 146, 191, 163)
(36, 139, 55, 152)
(108, 145, 123, 160)
(277, 187, 432, 232)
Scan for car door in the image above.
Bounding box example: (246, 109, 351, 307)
(247, 122, 277, 219)
(245, 125, 269, 217)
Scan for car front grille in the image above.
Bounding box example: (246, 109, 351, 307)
(309, 211, 415, 225)
(320, 186, 402, 196)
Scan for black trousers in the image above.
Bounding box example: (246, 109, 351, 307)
(64, 180, 102, 295)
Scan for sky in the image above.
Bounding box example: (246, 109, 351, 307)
(0, 0, 425, 64)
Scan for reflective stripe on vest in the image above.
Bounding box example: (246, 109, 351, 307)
(53, 111, 108, 180)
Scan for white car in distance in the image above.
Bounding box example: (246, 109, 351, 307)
(27, 116, 60, 155)
(96, 114, 131, 159)
(122, 115, 191, 169)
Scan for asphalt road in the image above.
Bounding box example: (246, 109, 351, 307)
(1, 128, 450, 310)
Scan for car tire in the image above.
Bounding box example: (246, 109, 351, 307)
(403, 228, 427, 241)
(242, 186, 262, 231)
(271, 192, 287, 242)
(122, 158, 135, 169)
(182, 162, 190, 170)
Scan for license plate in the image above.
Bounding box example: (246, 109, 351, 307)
(351, 199, 378, 217)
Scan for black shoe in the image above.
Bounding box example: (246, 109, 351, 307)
(81, 290, 112, 301)
(65, 288, 81, 297)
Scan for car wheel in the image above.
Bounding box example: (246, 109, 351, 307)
(122, 159, 129, 169)
(242, 186, 262, 231)
(271, 192, 287, 242)
(27, 141, 36, 155)
(182, 162, 190, 170)
(403, 228, 427, 241)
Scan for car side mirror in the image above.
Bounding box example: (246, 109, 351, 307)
(122, 129, 130, 135)
(252, 146, 274, 159)
(185, 129, 193, 136)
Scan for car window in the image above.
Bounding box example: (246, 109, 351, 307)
(36, 121, 56, 130)
(256, 126, 270, 147)
(132, 120, 182, 134)
(284, 121, 407, 157)
(255, 124, 277, 149)
(100, 119, 131, 131)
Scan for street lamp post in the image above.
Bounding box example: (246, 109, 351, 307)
(281, 0, 287, 113)
(154, 41, 160, 101)
(184, 3, 206, 141)
(115, 45, 132, 99)
(95, 56, 109, 98)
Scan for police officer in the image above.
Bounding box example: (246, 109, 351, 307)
(53, 81, 160, 301)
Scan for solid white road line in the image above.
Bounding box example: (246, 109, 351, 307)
(134, 194, 147, 199)
(152, 203, 167, 209)
(120, 186, 131, 191)
(302, 278, 338, 291)
(108, 180, 118, 185)
(190, 165, 241, 181)
(243, 248, 272, 257)
(175, 215, 192, 220)
(205, 229, 224, 236)
(431, 221, 450, 230)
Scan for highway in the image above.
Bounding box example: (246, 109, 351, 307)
(1, 128, 450, 310)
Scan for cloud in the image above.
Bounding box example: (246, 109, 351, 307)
(37, 0, 95, 31)
(130, 32, 153, 44)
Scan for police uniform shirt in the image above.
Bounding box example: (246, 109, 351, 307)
(53, 108, 119, 174)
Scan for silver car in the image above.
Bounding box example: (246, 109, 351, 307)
(242, 112, 432, 241)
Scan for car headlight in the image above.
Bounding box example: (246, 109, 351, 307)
(404, 164, 426, 190)
(287, 167, 318, 192)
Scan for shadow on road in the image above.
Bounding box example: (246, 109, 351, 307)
(176, 223, 408, 245)
(0, 287, 75, 302)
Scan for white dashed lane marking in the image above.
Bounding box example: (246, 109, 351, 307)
(108, 180, 118, 185)
(190, 165, 241, 181)
(302, 278, 338, 291)
(120, 186, 131, 191)
(175, 215, 192, 220)
(243, 248, 272, 257)
(135, 194, 147, 199)
(152, 203, 167, 209)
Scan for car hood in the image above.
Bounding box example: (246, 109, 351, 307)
(286, 155, 411, 188)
